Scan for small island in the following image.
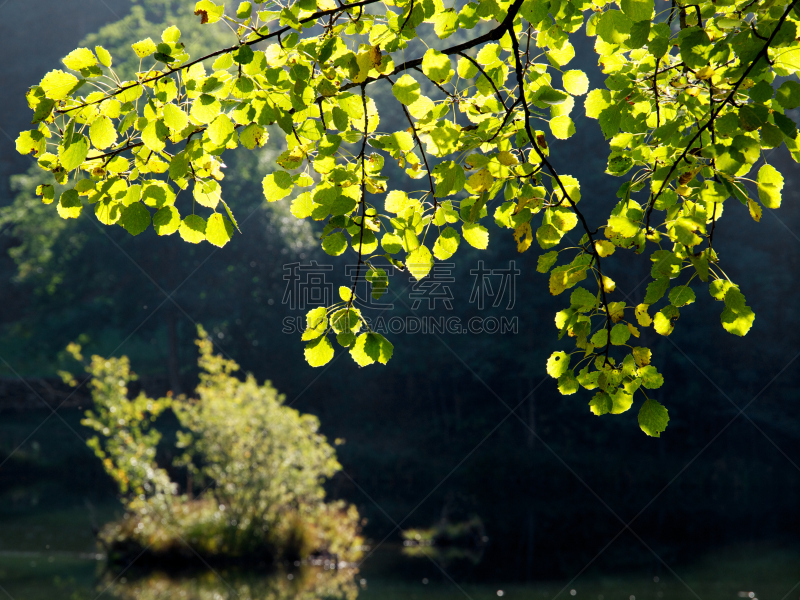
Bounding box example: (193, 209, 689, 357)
(70, 328, 363, 570)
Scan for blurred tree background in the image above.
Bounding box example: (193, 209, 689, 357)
(0, 0, 799, 583)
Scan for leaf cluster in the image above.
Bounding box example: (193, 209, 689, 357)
(19, 0, 800, 435)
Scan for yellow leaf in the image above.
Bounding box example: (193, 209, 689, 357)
(608, 301, 625, 322)
(602, 275, 616, 293)
(627, 322, 640, 338)
(550, 270, 568, 295)
(695, 66, 714, 80)
(595, 240, 615, 257)
(369, 45, 382, 67)
(748, 198, 762, 222)
(467, 168, 493, 193)
(497, 150, 518, 166)
(632, 346, 651, 367)
(635, 303, 652, 326)
(514, 222, 533, 253)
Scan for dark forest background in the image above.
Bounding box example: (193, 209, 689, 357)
(0, 0, 799, 583)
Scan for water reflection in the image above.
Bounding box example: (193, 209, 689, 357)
(101, 564, 360, 600)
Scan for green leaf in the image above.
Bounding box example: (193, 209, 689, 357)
(382, 233, 403, 254)
(610, 323, 630, 345)
(596, 10, 632, 45)
(589, 392, 612, 416)
(608, 214, 639, 237)
(562, 70, 589, 96)
(350, 332, 380, 367)
(57, 189, 82, 219)
(63, 48, 97, 71)
(206, 213, 234, 247)
(142, 120, 168, 153)
(757, 164, 784, 209)
(237, 1, 252, 18)
(36, 184, 55, 205)
(40, 70, 80, 100)
(179, 215, 207, 243)
(457, 56, 478, 79)
(432, 161, 466, 197)
(95, 46, 112, 68)
(776, 81, 800, 109)
(536, 87, 569, 105)
(720, 306, 755, 336)
(262, 171, 293, 202)
(15, 130, 45, 156)
(462, 223, 489, 249)
(208, 114, 235, 146)
(303, 306, 329, 341)
(550, 115, 575, 140)
(59, 132, 89, 171)
(239, 123, 267, 149)
(639, 365, 664, 389)
(351, 230, 378, 254)
(220, 200, 240, 233)
(610, 389, 634, 414)
(163, 103, 189, 132)
(678, 27, 712, 69)
(89, 116, 117, 150)
(392, 74, 421, 105)
(421, 49, 453, 84)
(668, 285, 695, 307)
(142, 181, 176, 208)
(407, 245, 433, 280)
(305, 335, 334, 367)
(546, 351, 570, 378)
(557, 371, 580, 395)
(153, 206, 180, 235)
(322, 232, 348, 256)
(118, 203, 151, 236)
(738, 105, 764, 132)
(570, 287, 596, 311)
(433, 8, 457, 38)
(162, 25, 182, 43)
(192, 94, 221, 124)
(191, 180, 219, 209)
(433, 227, 460, 260)
(330, 307, 361, 333)
(537, 251, 558, 273)
(373, 333, 394, 364)
(620, 0, 653, 22)
(590, 329, 608, 348)
(337, 332, 356, 347)
(638, 399, 669, 437)
(95, 197, 122, 225)
(367, 268, 388, 300)
(476, 43, 500, 66)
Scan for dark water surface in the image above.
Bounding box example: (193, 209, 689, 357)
(0, 502, 797, 600)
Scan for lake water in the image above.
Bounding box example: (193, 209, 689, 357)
(0, 415, 798, 599)
(0, 502, 798, 600)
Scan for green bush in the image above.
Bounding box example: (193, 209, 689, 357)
(73, 330, 362, 567)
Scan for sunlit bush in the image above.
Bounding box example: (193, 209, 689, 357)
(73, 330, 362, 567)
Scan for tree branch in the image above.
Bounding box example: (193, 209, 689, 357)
(509, 25, 614, 362)
(57, 0, 383, 115)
